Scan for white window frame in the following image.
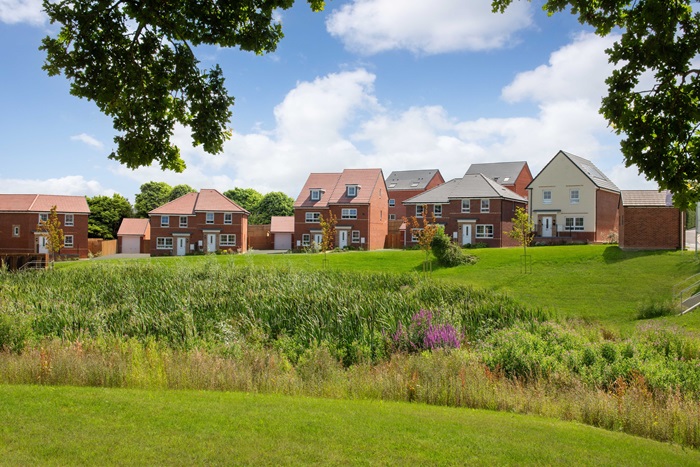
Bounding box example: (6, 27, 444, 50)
(389, 214, 396, 220)
(12, 225, 20, 237)
(389, 198, 395, 207)
(570, 189, 580, 205)
(64, 235, 74, 248)
(64, 214, 74, 227)
(352, 230, 361, 243)
(305, 212, 321, 223)
(302, 234, 311, 246)
(179, 216, 188, 228)
(565, 217, 584, 231)
(411, 228, 422, 243)
(310, 189, 321, 201)
(433, 204, 442, 218)
(224, 213, 233, 225)
(206, 212, 215, 224)
(416, 205, 424, 218)
(480, 199, 490, 213)
(543, 190, 552, 204)
(461, 200, 470, 213)
(476, 225, 494, 239)
(341, 208, 357, 219)
(347, 185, 357, 197)
(39, 213, 48, 223)
(220, 234, 236, 246)
(157, 237, 173, 249)
(161, 215, 170, 228)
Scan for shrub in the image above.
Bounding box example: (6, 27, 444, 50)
(637, 299, 676, 319)
(391, 310, 461, 353)
(430, 230, 477, 267)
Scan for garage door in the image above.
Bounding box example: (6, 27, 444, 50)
(121, 236, 141, 254)
(274, 233, 292, 250)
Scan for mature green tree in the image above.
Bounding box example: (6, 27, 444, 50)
(493, 0, 700, 208)
(169, 184, 197, 202)
(87, 194, 134, 239)
(224, 187, 263, 212)
(250, 191, 294, 224)
(134, 181, 172, 217)
(40, 0, 324, 172)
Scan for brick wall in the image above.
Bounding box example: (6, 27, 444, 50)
(0, 212, 89, 258)
(149, 212, 248, 256)
(620, 206, 683, 249)
(595, 190, 620, 242)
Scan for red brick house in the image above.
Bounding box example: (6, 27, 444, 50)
(0, 194, 90, 258)
(294, 168, 388, 250)
(117, 218, 151, 254)
(386, 169, 444, 221)
(148, 189, 249, 256)
(619, 190, 684, 250)
(527, 150, 620, 243)
(403, 173, 528, 248)
(465, 161, 532, 199)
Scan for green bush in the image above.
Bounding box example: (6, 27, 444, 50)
(431, 230, 477, 267)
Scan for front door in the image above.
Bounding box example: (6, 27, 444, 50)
(176, 237, 186, 256)
(36, 235, 48, 254)
(313, 233, 323, 248)
(338, 230, 348, 249)
(542, 216, 553, 237)
(461, 224, 472, 246)
(207, 234, 217, 253)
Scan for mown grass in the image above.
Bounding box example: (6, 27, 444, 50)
(66, 245, 700, 331)
(2, 384, 699, 466)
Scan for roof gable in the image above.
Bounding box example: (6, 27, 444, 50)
(386, 169, 441, 190)
(149, 189, 247, 215)
(529, 151, 619, 192)
(118, 218, 151, 237)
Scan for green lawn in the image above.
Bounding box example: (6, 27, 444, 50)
(1, 384, 698, 466)
(71, 245, 700, 331)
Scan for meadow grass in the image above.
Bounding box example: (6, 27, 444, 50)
(2, 384, 699, 466)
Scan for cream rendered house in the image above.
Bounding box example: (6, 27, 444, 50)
(527, 151, 620, 243)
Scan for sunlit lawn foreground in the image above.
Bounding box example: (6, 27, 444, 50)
(2, 384, 699, 466)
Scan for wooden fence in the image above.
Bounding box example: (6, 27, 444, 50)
(248, 224, 274, 250)
(88, 239, 118, 257)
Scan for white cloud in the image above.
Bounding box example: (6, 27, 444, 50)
(0, 0, 45, 25)
(0, 175, 111, 196)
(326, 0, 532, 55)
(71, 133, 104, 149)
(502, 32, 619, 104)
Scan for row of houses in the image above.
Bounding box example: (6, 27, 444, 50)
(0, 150, 686, 260)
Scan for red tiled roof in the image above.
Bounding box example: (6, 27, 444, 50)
(117, 218, 151, 238)
(0, 194, 90, 213)
(149, 189, 247, 215)
(270, 216, 294, 233)
(294, 173, 342, 208)
(294, 169, 385, 208)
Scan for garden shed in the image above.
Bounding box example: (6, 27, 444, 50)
(619, 190, 684, 250)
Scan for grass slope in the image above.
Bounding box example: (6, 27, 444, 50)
(1, 384, 699, 466)
(72, 245, 700, 330)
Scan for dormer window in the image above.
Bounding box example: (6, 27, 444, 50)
(347, 185, 358, 197)
(310, 189, 321, 201)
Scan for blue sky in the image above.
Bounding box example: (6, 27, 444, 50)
(0, 0, 657, 202)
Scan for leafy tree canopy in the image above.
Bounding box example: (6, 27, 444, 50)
(250, 191, 294, 224)
(493, 0, 700, 208)
(40, 0, 325, 172)
(169, 184, 197, 202)
(224, 187, 263, 212)
(87, 194, 134, 239)
(134, 181, 172, 217)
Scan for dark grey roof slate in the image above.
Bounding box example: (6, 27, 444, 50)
(465, 161, 526, 185)
(404, 174, 526, 204)
(386, 169, 440, 190)
(560, 151, 620, 192)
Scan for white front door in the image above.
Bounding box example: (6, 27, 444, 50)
(542, 216, 553, 237)
(207, 234, 217, 253)
(313, 233, 323, 247)
(37, 235, 48, 254)
(176, 237, 186, 256)
(338, 230, 348, 249)
(461, 224, 472, 246)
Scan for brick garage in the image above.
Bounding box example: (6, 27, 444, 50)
(619, 190, 684, 250)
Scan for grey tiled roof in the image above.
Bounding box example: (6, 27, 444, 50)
(560, 151, 620, 192)
(465, 161, 526, 185)
(386, 169, 441, 190)
(404, 174, 526, 204)
(621, 190, 673, 207)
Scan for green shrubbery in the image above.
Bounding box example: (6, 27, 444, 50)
(430, 230, 477, 267)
